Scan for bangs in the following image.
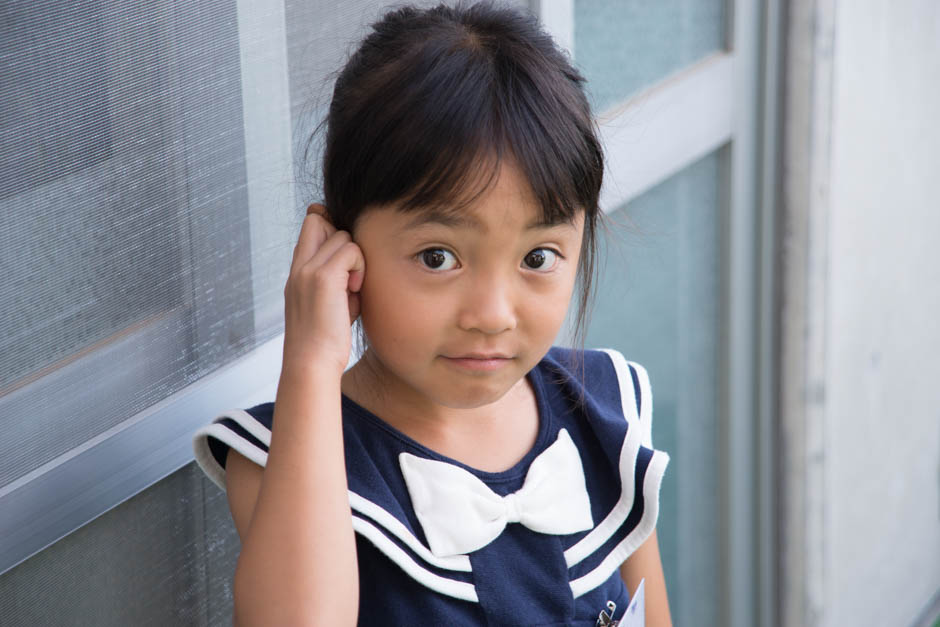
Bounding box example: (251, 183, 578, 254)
(322, 6, 601, 231)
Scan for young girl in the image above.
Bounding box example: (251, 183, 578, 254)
(193, 2, 671, 625)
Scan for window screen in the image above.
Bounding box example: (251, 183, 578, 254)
(0, 0, 255, 486)
(0, 1, 527, 624)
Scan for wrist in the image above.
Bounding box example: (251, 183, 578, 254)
(280, 354, 347, 385)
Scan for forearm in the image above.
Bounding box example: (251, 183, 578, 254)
(233, 364, 358, 626)
(619, 530, 672, 627)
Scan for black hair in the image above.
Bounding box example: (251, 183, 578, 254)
(312, 0, 605, 352)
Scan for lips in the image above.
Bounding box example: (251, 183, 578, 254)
(440, 353, 514, 372)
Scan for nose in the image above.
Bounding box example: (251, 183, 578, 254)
(456, 272, 517, 334)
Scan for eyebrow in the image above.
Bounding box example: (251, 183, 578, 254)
(403, 207, 574, 231)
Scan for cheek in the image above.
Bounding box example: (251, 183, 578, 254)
(530, 264, 580, 320)
(525, 284, 573, 336)
(358, 265, 445, 354)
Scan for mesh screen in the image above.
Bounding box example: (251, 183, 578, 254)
(0, 0, 257, 484)
(0, 2, 525, 624)
(0, 464, 239, 626)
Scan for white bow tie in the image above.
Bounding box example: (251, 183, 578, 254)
(399, 428, 594, 557)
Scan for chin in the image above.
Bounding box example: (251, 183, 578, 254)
(426, 377, 518, 410)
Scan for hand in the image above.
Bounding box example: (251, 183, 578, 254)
(282, 203, 365, 375)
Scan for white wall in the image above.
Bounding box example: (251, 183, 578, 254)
(780, 1, 940, 626)
(825, 1, 940, 625)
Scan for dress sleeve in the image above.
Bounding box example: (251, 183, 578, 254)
(561, 349, 669, 597)
(191, 403, 274, 492)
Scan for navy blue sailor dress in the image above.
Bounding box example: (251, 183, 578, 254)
(192, 347, 669, 626)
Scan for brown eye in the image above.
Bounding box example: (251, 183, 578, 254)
(420, 248, 457, 270)
(522, 248, 558, 271)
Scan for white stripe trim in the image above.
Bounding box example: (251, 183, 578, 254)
(215, 408, 272, 447)
(564, 350, 658, 567)
(599, 349, 653, 449)
(351, 516, 479, 603)
(598, 349, 640, 421)
(194, 414, 473, 573)
(192, 421, 270, 492)
(190, 408, 271, 491)
(629, 361, 654, 446)
(563, 397, 642, 567)
(348, 492, 472, 572)
(570, 451, 670, 598)
(196, 412, 472, 570)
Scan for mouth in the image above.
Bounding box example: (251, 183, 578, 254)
(449, 352, 512, 360)
(441, 353, 514, 372)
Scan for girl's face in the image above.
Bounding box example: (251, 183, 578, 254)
(351, 160, 584, 411)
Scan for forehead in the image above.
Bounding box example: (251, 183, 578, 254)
(399, 161, 572, 232)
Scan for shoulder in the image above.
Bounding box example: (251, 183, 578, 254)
(543, 345, 651, 392)
(544, 347, 669, 595)
(192, 402, 274, 492)
(540, 346, 654, 448)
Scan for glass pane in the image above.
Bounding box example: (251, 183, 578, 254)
(584, 149, 726, 626)
(0, 0, 257, 485)
(0, 0, 190, 384)
(573, 0, 726, 112)
(0, 463, 238, 626)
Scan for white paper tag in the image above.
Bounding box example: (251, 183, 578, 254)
(619, 578, 645, 627)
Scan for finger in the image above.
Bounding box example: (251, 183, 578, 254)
(348, 291, 361, 324)
(347, 268, 364, 294)
(302, 229, 353, 275)
(315, 239, 365, 283)
(306, 202, 336, 228)
(310, 240, 364, 324)
(306, 202, 327, 217)
(290, 212, 336, 276)
(345, 249, 365, 324)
